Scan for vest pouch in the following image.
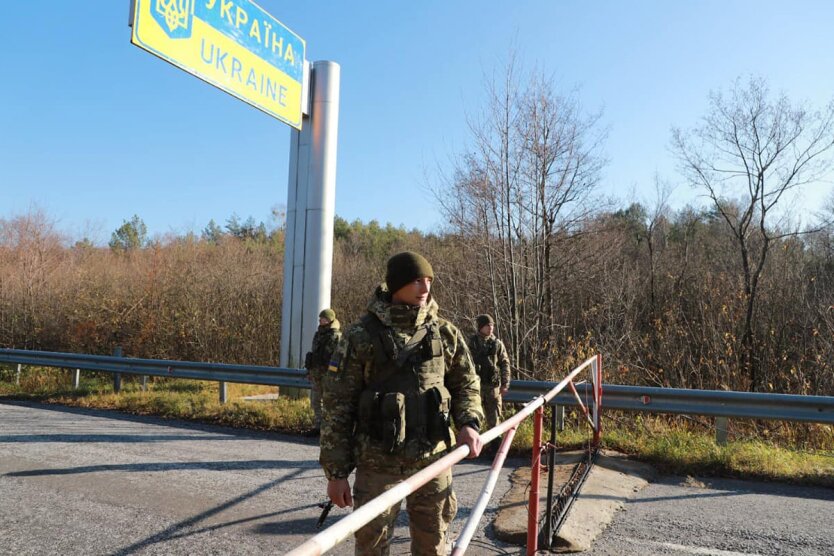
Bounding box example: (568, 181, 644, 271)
(304, 352, 314, 370)
(425, 386, 452, 446)
(380, 392, 406, 452)
(486, 339, 498, 357)
(358, 390, 382, 440)
(478, 366, 498, 386)
(421, 334, 444, 360)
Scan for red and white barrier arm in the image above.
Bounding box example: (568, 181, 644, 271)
(287, 356, 599, 556)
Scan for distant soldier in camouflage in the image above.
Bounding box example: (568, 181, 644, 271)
(468, 314, 511, 433)
(305, 308, 342, 435)
(320, 251, 484, 556)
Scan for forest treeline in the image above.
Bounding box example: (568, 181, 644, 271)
(1, 71, 833, 396)
(1, 202, 831, 396)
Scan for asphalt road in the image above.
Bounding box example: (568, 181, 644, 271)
(2, 400, 833, 555)
(0, 401, 521, 555)
(587, 474, 834, 556)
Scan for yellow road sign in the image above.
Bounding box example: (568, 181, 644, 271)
(131, 0, 305, 129)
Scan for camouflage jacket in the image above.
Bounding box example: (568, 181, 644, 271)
(305, 320, 342, 380)
(319, 285, 483, 479)
(467, 333, 511, 388)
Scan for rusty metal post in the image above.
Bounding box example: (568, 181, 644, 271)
(527, 405, 544, 555)
(593, 354, 603, 446)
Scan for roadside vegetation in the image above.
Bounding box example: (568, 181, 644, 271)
(0, 369, 313, 433)
(2, 367, 832, 488)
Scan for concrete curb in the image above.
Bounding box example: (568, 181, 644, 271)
(494, 450, 656, 552)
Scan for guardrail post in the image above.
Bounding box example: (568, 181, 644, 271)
(112, 346, 123, 393)
(527, 405, 543, 556)
(16, 363, 21, 385)
(554, 404, 564, 431)
(141, 375, 148, 392)
(715, 416, 729, 445)
(73, 369, 80, 389)
(219, 381, 228, 404)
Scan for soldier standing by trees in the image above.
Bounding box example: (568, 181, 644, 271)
(304, 309, 341, 436)
(320, 251, 483, 555)
(468, 314, 511, 439)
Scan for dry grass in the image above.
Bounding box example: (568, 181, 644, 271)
(2, 369, 833, 488)
(0, 367, 314, 433)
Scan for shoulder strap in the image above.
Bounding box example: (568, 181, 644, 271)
(360, 313, 394, 368)
(395, 325, 429, 367)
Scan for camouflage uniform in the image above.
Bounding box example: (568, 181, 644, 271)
(468, 333, 510, 431)
(320, 285, 483, 556)
(305, 320, 342, 430)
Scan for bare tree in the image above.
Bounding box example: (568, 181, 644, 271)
(672, 76, 834, 390)
(435, 60, 606, 376)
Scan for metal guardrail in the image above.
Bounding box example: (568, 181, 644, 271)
(507, 380, 834, 424)
(3, 349, 834, 425)
(0, 348, 309, 390)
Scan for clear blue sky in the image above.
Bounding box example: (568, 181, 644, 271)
(2, 1, 833, 242)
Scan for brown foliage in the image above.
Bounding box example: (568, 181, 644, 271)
(1, 201, 832, 398)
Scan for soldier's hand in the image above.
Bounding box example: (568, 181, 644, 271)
(500, 386, 509, 396)
(457, 425, 482, 459)
(327, 478, 353, 508)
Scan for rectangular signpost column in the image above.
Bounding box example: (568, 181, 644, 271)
(280, 62, 340, 398)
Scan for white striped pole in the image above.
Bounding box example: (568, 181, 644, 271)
(451, 425, 518, 555)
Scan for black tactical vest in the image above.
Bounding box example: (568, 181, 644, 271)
(473, 336, 499, 385)
(357, 313, 452, 457)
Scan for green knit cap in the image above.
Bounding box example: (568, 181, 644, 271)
(385, 251, 434, 295)
(476, 314, 494, 329)
(319, 308, 336, 322)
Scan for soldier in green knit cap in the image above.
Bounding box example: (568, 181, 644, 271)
(320, 251, 484, 555)
(468, 313, 511, 437)
(304, 308, 342, 436)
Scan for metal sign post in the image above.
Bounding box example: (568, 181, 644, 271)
(280, 61, 340, 392)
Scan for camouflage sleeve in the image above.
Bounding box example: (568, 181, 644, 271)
(319, 326, 366, 480)
(466, 335, 478, 371)
(498, 339, 511, 388)
(442, 324, 484, 431)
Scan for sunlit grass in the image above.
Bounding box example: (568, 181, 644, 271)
(497, 406, 834, 488)
(2, 367, 833, 487)
(0, 366, 313, 433)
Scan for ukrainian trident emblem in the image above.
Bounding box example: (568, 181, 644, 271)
(152, 0, 193, 39)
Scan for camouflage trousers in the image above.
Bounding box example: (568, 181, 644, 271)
(309, 374, 322, 429)
(353, 465, 457, 556)
(480, 382, 503, 432)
